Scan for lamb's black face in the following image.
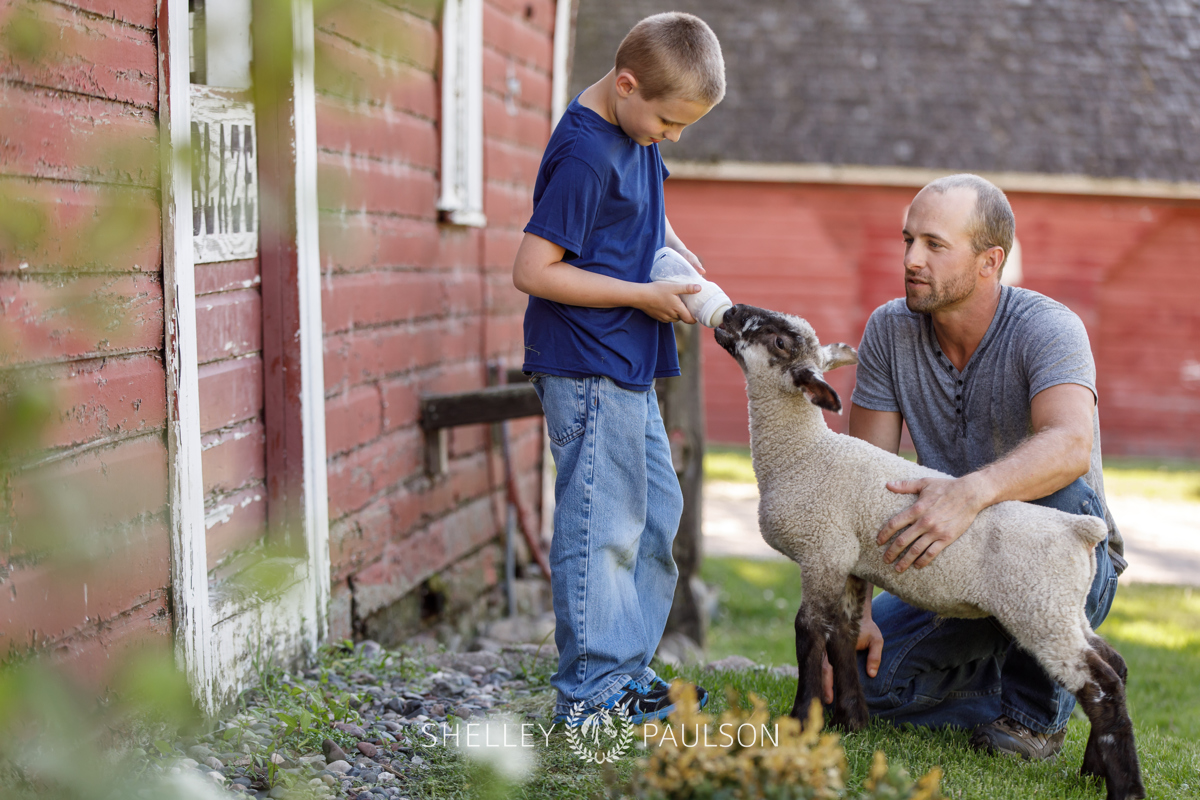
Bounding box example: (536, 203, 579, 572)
(714, 304, 819, 369)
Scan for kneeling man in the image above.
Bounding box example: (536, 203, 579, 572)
(833, 173, 1126, 760)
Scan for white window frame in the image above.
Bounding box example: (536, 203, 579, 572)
(438, 0, 486, 227)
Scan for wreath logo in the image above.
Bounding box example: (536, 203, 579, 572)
(563, 700, 636, 764)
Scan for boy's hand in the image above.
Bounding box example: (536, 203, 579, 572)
(672, 246, 706, 275)
(638, 281, 701, 324)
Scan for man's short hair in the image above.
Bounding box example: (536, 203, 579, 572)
(615, 12, 725, 106)
(923, 174, 1015, 271)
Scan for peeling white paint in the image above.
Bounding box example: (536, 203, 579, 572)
(1183, 360, 1200, 385)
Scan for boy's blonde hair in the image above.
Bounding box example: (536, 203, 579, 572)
(615, 12, 725, 105)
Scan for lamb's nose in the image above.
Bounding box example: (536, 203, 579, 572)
(719, 306, 737, 326)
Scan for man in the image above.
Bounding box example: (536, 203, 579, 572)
(831, 173, 1126, 760)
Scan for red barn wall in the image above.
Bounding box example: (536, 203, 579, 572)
(313, 0, 550, 641)
(665, 180, 1200, 459)
(0, 0, 171, 680)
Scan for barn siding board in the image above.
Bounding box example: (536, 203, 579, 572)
(49, 0, 158, 30)
(317, 152, 438, 218)
(316, 96, 439, 171)
(0, 82, 159, 187)
(314, 30, 438, 119)
(41, 354, 166, 449)
(0, 516, 169, 649)
(194, 259, 261, 295)
(9, 434, 168, 543)
(204, 485, 268, 570)
(0, 0, 158, 108)
(194, 289, 263, 364)
(317, 0, 440, 70)
(201, 417, 267, 497)
(322, 269, 485, 333)
(318, 213, 440, 272)
(0, 177, 161, 274)
(196, 357, 264, 433)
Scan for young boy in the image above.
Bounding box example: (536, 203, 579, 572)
(512, 12, 724, 725)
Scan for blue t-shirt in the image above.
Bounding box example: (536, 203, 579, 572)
(521, 97, 679, 391)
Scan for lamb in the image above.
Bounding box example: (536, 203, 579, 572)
(713, 304, 1143, 800)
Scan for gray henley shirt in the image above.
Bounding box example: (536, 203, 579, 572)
(851, 285, 1126, 572)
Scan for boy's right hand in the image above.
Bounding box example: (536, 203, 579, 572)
(638, 281, 701, 324)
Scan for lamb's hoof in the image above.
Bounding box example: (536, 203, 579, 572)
(829, 703, 868, 733)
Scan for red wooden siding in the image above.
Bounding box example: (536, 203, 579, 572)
(314, 0, 549, 640)
(0, 0, 170, 677)
(195, 254, 268, 569)
(664, 180, 1200, 458)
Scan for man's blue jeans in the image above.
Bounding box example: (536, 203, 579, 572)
(532, 374, 683, 716)
(858, 478, 1119, 734)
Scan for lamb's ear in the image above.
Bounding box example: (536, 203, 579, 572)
(791, 366, 842, 413)
(821, 343, 858, 371)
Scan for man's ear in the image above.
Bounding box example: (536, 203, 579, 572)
(791, 366, 842, 413)
(820, 343, 858, 371)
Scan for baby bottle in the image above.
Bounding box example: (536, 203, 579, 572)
(649, 247, 733, 328)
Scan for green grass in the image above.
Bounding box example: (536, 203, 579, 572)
(705, 445, 1200, 504)
(699, 555, 1200, 799)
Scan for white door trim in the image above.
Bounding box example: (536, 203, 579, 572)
(159, 0, 215, 711)
(291, 0, 331, 648)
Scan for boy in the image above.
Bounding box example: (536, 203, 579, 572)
(512, 12, 725, 725)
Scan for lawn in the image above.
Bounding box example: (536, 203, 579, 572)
(696, 555, 1200, 799)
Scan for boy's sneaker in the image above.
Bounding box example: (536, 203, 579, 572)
(553, 680, 674, 726)
(649, 675, 710, 711)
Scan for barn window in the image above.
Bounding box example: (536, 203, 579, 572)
(438, 0, 487, 227)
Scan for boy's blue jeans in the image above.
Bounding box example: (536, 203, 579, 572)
(858, 477, 1118, 734)
(531, 373, 683, 716)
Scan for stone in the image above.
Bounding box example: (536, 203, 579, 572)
(771, 664, 800, 679)
(232, 778, 254, 787)
(176, 758, 199, 769)
(187, 745, 214, 761)
(356, 741, 378, 758)
(333, 722, 367, 738)
(452, 706, 473, 719)
(269, 752, 286, 765)
(356, 640, 384, 659)
(322, 739, 348, 763)
(705, 655, 759, 672)
(268, 785, 288, 798)
(206, 771, 226, 784)
(382, 721, 402, 732)
(203, 756, 225, 771)
(655, 631, 704, 667)
(327, 760, 352, 774)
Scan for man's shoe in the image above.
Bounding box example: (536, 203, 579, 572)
(552, 680, 674, 726)
(969, 715, 1066, 761)
(649, 675, 710, 711)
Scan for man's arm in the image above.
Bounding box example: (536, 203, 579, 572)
(878, 382, 1096, 572)
(512, 232, 699, 323)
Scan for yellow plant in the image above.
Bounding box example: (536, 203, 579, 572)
(632, 683, 942, 800)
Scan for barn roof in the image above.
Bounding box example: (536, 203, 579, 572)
(569, 0, 1200, 183)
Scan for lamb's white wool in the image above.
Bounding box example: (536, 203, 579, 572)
(714, 305, 1109, 701)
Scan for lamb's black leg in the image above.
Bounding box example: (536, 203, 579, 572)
(1087, 632, 1128, 686)
(790, 601, 827, 726)
(1076, 648, 1145, 800)
(826, 577, 869, 731)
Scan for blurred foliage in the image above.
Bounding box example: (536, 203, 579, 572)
(627, 685, 941, 800)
